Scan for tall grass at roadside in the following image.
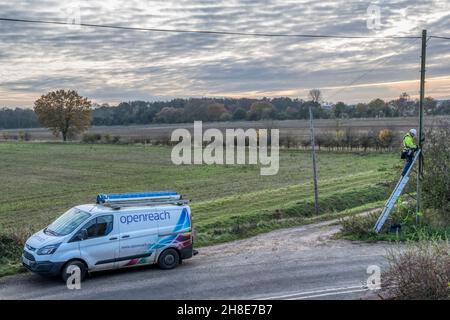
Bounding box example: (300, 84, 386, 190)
(0, 228, 32, 277)
(382, 240, 450, 300)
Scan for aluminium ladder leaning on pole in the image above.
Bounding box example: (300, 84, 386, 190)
(373, 149, 421, 233)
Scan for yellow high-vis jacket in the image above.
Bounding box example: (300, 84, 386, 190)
(402, 132, 417, 151)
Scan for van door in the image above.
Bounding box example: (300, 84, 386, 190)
(117, 210, 159, 268)
(77, 215, 119, 271)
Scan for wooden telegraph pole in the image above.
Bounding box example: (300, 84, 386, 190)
(416, 29, 427, 222)
(309, 104, 319, 215)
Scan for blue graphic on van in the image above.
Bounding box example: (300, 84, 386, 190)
(174, 208, 190, 232)
(124, 208, 192, 266)
(148, 208, 191, 250)
(119, 211, 171, 224)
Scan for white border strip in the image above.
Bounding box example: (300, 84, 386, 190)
(258, 285, 371, 300)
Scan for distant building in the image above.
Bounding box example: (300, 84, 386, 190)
(321, 103, 335, 111)
(436, 100, 449, 107)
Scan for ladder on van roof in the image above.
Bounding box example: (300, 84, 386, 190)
(96, 191, 189, 209)
(373, 149, 421, 233)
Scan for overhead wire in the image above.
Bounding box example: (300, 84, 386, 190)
(0, 17, 423, 39)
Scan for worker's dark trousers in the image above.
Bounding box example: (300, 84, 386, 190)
(402, 155, 414, 176)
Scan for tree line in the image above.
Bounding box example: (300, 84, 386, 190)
(281, 128, 401, 152)
(1, 93, 449, 129)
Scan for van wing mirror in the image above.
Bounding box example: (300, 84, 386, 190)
(78, 228, 88, 241)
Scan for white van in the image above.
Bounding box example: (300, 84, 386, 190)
(22, 191, 196, 281)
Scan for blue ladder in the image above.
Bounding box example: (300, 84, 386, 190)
(373, 149, 421, 233)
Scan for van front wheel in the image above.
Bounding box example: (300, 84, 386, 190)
(61, 260, 87, 282)
(158, 248, 180, 269)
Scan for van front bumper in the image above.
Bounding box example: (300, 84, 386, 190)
(22, 255, 64, 277)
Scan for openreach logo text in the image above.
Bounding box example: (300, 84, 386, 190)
(171, 121, 279, 175)
(119, 211, 171, 225)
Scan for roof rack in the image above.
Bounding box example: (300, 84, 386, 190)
(96, 191, 189, 209)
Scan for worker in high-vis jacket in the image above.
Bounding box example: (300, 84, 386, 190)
(401, 128, 419, 176)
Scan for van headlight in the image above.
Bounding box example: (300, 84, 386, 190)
(37, 243, 61, 255)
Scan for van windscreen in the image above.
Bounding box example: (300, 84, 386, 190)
(45, 208, 91, 236)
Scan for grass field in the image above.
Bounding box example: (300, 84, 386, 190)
(0, 142, 398, 277)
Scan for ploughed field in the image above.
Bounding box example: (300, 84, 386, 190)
(0, 142, 397, 276)
(1, 116, 447, 142)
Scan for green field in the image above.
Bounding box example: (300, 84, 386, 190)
(0, 142, 397, 276)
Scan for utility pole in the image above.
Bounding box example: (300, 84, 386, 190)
(309, 104, 319, 215)
(416, 29, 427, 222)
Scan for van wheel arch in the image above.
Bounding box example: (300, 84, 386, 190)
(158, 246, 182, 260)
(63, 258, 88, 269)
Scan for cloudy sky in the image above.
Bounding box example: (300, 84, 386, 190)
(0, 0, 449, 107)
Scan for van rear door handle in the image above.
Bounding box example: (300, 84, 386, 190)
(109, 237, 118, 240)
(121, 235, 130, 239)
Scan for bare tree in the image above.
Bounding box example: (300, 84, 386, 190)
(309, 89, 322, 104)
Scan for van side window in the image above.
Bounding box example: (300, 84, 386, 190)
(97, 215, 113, 236)
(84, 219, 98, 238)
(81, 215, 114, 239)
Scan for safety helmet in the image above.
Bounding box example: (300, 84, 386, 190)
(409, 128, 417, 136)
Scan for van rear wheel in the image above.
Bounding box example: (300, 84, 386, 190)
(158, 248, 180, 269)
(61, 260, 87, 282)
